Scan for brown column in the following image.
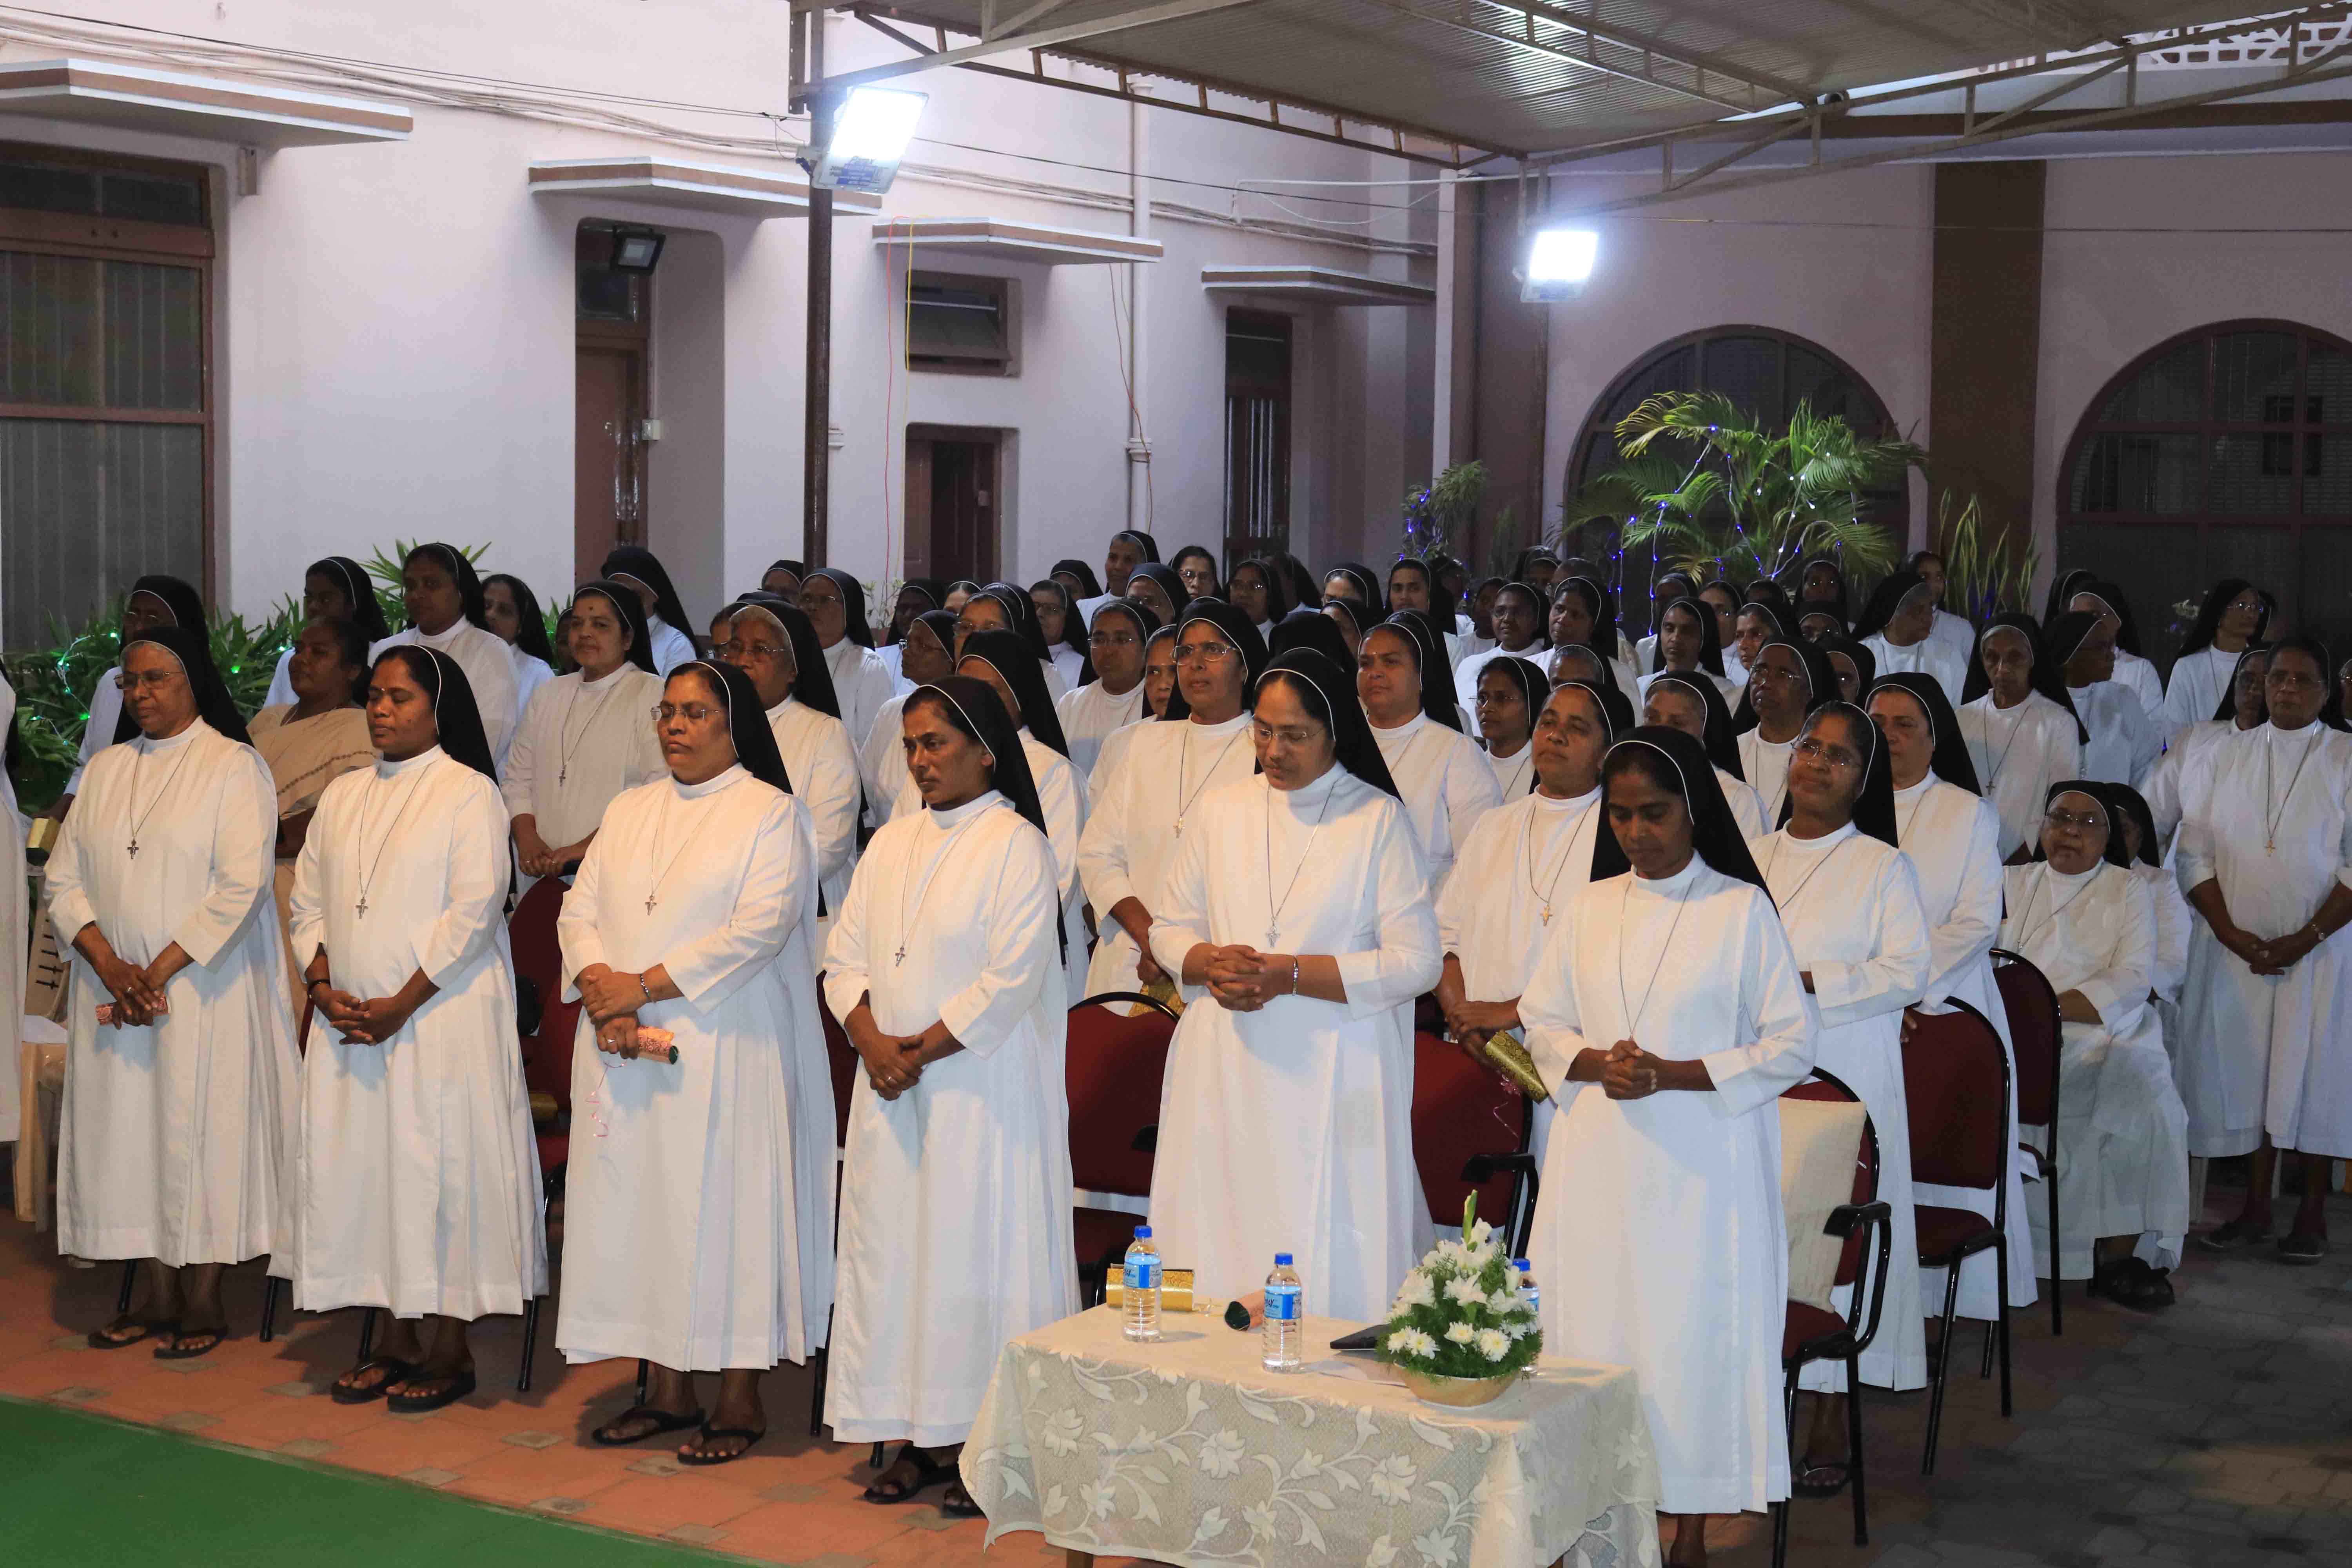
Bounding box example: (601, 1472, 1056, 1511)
(1929, 161, 2047, 549)
(1449, 179, 1550, 575)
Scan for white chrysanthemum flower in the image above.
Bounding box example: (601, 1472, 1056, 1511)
(1386, 1328, 1418, 1354)
(1487, 1287, 1521, 1313)
(1443, 1276, 1486, 1307)
(1444, 1321, 1476, 1344)
(1476, 1328, 1510, 1360)
(1409, 1329, 1441, 1357)
(1503, 1315, 1531, 1339)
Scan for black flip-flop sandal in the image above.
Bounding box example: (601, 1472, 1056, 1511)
(86, 1313, 169, 1351)
(2278, 1231, 2329, 1265)
(677, 1425, 767, 1467)
(1792, 1460, 1851, 1499)
(940, 1479, 984, 1519)
(863, 1445, 955, 1503)
(387, 1367, 476, 1414)
(591, 1403, 706, 1446)
(329, 1356, 418, 1405)
(154, 1319, 228, 1361)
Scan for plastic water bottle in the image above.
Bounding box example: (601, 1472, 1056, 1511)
(1263, 1253, 1304, 1372)
(1123, 1226, 1162, 1342)
(1514, 1258, 1540, 1317)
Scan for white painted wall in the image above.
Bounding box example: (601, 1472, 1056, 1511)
(0, 0, 1436, 632)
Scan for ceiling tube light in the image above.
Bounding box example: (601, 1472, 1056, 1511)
(1520, 227, 1599, 302)
(808, 86, 927, 196)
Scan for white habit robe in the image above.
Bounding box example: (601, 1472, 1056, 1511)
(510, 644, 555, 720)
(1148, 766, 1441, 1318)
(1958, 692, 2082, 861)
(47, 722, 301, 1264)
(2140, 858, 2196, 1073)
(2160, 645, 2243, 746)
(1056, 678, 1148, 782)
(1719, 768, 1769, 840)
(2175, 722, 2352, 1158)
(1076, 712, 1258, 998)
(1739, 729, 1797, 825)
(67, 666, 124, 794)
(1929, 608, 1976, 664)
(1635, 668, 1739, 705)
(860, 693, 912, 829)
(1087, 719, 1149, 810)
(644, 614, 696, 677)
(0, 672, 23, 1140)
(826, 638, 900, 753)
(2000, 860, 2188, 1278)
(2070, 681, 2159, 789)
(765, 695, 862, 920)
(370, 622, 520, 768)
(555, 767, 826, 1370)
(1371, 712, 1503, 897)
(823, 791, 1076, 1444)
(1049, 645, 1086, 694)
(1864, 632, 1968, 709)
(1483, 740, 1535, 803)
(501, 666, 665, 893)
(1752, 824, 1931, 1391)
(285, 749, 545, 1316)
(2142, 719, 2237, 852)
(1436, 784, 1604, 1163)
(2112, 649, 2164, 721)
(1893, 775, 2039, 1316)
(895, 730, 1085, 1000)
(1522, 857, 1814, 1515)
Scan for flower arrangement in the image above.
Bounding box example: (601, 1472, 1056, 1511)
(1376, 1197, 1541, 1382)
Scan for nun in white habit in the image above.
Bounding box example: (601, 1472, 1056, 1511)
(2002, 782, 2186, 1304)
(1749, 704, 1931, 1417)
(2142, 648, 2268, 853)
(1643, 673, 1770, 840)
(600, 545, 700, 676)
(1733, 636, 1835, 828)
(1148, 650, 1441, 1323)
(2050, 610, 2159, 789)
(1053, 598, 1156, 780)
(1521, 724, 1814, 1550)
(2062, 579, 2165, 722)
(861, 610, 959, 829)
(505, 580, 665, 891)
(1435, 680, 1630, 1165)
(1956, 615, 2085, 862)
(287, 648, 545, 1412)
(1854, 570, 1969, 709)
(367, 544, 520, 767)
(824, 678, 1074, 1514)
(1865, 673, 2040, 1318)
(1469, 652, 1544, 801)
(56, 574, 206, 811)
(1076, 608, 1265, 999)
(804, 568, 901, 752)
(719, 593, 864, 920)
(48, 627, 301, 1358)
(2159, 579, 2270, 746)
(556, 659, 824, 1466)
(1362, 611, 1502, 896)
(2175, 635, 2352, 1264)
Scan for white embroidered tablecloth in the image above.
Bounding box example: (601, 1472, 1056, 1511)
(962, 1307, 1662, 1568)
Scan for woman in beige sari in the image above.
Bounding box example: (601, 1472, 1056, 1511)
(249, 617, 375, 1025)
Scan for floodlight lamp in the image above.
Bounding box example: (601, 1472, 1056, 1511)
(610, 228, 666, 273)
(1520, 227, 1599, 303)
(809, 87, 926, 196)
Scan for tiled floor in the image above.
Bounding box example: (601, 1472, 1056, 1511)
(3, 1187, 2349, 1566)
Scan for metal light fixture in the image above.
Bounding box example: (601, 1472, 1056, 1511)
(1520, 227, 1599, 303)
(610, 227, 666, 273)
(807, 86, 927, 196)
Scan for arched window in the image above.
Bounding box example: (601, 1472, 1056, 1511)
(1563, 326, 1905, 565)
(2059, 321, 2352, 664)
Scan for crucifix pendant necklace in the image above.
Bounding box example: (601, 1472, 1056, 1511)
(893, 806, 989, 963)
(642, 789, 723, 915)
(2265, 729, 2316, 855)
(124, 739, 197, 859)
(556, 678, 624, 787)
(352, 763, 431, 916)
(1523, 797, 1597, 925)
(1263, 782, 1336, 948)
(1171, 724, 1245, 837)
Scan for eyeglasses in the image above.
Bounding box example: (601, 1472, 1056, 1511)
(1088, 631, 1140, 649)
(1750, 664, 1805, 687)
(652, 703, 722, 723)
(1175, 641, 1236, 666)
(719, 639, 785, 661)
(1791, 736, 1859, 770)
(2226, 597, 2265, 615)
(2269, 670, 2325, 690)
(2043, 807, 2109, 831)
(116, 670, 184, 692)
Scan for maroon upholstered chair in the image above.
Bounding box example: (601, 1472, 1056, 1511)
(1408, 1032, 1535, 1258)
(1903, 998, 2014, 1474)
(1992, 947, 2066, 1335)
(1067, 993, 1179, 1304)
(1773, 1069, 1891, 1568)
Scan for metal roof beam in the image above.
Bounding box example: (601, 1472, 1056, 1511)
(1350, 0, 1788, 113)
(815, 0, 1264, 91)
(1488, 0, 1809, 103)
(1935, 0, 2111, 51)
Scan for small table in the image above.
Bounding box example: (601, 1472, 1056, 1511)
(962, 1307, 1662, 1568)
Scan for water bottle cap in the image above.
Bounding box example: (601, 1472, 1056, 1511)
(1134, 1226, 1152, 1239)
(1274, 1253, 1292, 1267)
(1514, 1258, 1531, 1271)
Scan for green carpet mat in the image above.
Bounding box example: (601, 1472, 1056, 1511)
(0, 1396, 729, 1564)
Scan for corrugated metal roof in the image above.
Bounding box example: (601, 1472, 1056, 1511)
(853, 1, 2293, 156)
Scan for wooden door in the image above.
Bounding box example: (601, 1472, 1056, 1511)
(574, 344, 646, 586)
(905, 425, 1000, 583)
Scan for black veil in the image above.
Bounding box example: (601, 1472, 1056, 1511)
(727, 592, 844, 720)
(572, 579, 659, 675)
(1163, 601, 1270, 722)
(1777, 701, 1898, 846)
(1644, 672, 1746, 780)
(602, 545, 693, 639)
(670, 658, 794, 796)
(1256, 650, 1399, 799)
(1590, 725, 1771, 895)
(117, 626, 250, 747)
(374, 645, 496, 779)
(1863, 673, 1982, 795)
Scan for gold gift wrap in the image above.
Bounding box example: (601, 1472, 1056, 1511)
(1479, 1029, 1551, 1101)
(1134, 976, 1185, 1017)
(1103, 1266, 1201, 1314)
